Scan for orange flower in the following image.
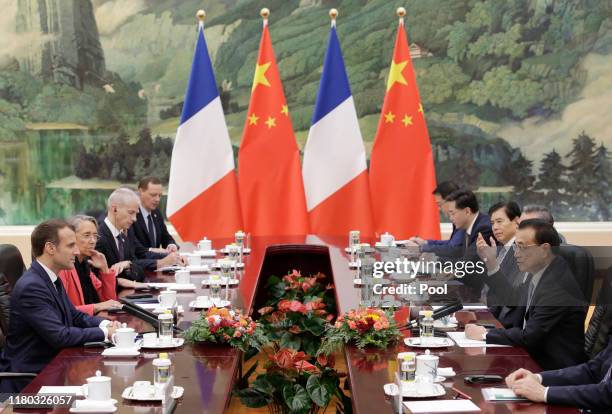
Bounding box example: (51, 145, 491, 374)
(258, 306, 274, 315)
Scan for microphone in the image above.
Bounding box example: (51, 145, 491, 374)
(399, 302, 463, 330)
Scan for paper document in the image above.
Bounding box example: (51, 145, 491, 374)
(404, 399, 481, 413)
(482, 387, 530, 401)
(447, 331, 511, 348)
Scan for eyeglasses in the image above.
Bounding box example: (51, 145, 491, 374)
(512, 244, 538, 252)
(79, 233, 100, 241)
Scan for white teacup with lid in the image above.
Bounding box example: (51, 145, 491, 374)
(111, 327, 137, 349)
(85, 370, 112, 401)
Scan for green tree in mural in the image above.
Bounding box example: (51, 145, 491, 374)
(565, 131, 598, 218)
(535, 149, 568, 219)
(455, 149, 481, 190)
(592, 143, 611, 221)
(503, 149, 536, 205)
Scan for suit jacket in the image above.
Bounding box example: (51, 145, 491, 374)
(133, 208, 176, 250)
(95, 221, 159, 281)
(58, 266, 117, 316)
(452, 212, 494, 293)
(422, 225, 465, 252)
(541, 335, 612, 409)
(0, 261, 104, 376)
(488, 243, 522, 326)
(486, 256, 587, 370)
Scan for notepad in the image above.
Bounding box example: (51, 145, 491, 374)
(482, 387, 530, 401)
(403, 399, 481, 413)
(446, 331, 511, 348)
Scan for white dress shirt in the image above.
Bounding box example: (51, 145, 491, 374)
(104, 216, 123, 254)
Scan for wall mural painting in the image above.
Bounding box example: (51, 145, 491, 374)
(0, 0, 610, 224)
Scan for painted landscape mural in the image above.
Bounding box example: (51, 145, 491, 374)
(0, 0, 610, 224)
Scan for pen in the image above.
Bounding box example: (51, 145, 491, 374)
(451, 386, 472, 400)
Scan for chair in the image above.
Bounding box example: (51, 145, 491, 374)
(252, 244, 334, 315)
(558, 245, 595, 303)
(584, 266, 612, 359)
(0, 244, 26, 289)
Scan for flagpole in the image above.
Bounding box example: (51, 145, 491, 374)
(260, 8, 269, 28)
(397, 6, 406, 26)
(329, 8, 337, 28)
(196, 9, 205, 30)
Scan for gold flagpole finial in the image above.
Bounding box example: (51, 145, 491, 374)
(196, 9, 206, 22)
(260, 8, 270, 27)
(329, 8, 338, 20)
(397, 7, 406, 24)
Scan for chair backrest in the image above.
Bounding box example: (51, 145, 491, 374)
(0, 244, 26, 289)
(0, 272, 11, 348)
(558, 245, 595, 302)
(585, 266, 612, 359)
(252, 244, 334, 315)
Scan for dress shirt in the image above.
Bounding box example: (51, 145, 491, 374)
(466, 214, 479, 238)
(38, 261, 111, 340)
(104, 216, 124, 254)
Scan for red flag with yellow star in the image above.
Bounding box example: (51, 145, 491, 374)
(237, 21, 309, 236)
(369, 20, 440, 239)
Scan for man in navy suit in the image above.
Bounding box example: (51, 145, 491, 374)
(96, 188, 180, 283)
(467, 219, 587, 370)
(133, 176, 178, 254)
(505, 335, 612, 410)
(0, 220, 121, 392)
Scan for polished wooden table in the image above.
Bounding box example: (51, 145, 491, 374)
(9, 236, 580, 413)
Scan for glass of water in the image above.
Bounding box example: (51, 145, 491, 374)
(210, 274, 222, 302)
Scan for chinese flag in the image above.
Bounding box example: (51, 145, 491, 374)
(369, 20, 440, 239)
(238, 21, 309, 236)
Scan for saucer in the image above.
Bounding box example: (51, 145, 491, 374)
(102, 344, 141, 357)
(375, 242, 396, 248)
(189, 299, 231, 309)
(211, 261, 245, 270)
(433, 321, 458, 330)
(136, 304, 184, 314)
(348, 261, 361, 268)
(185, 265, 210, 273)
(147, 283, 197, 291)
(383, 382, 445, 398)
(353, 278, 363, 286)
(122, 385, 184, 401)
(220, 247, 251, 255)
(192, 249, 217, 257)
(141, 338, 184, 349)
(404, 337, 455, 348)
(201, 277, 239, 287)
(69, 398, 118, 413)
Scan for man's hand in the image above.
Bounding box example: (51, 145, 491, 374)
(106, 321, 122, 342)
(93, 300, 123, 314)
(512, 376, 546, 403)
(506, 368, 538, 388)
(476, 233, 498, 272)
(88, 250, 110, 273)
(464, 323, 487, 340)
(166, 244, 178, 253)
(149, 247, 168, 254)
(409, 236, 427, 246)
(110, 260, 131, 275)
(157, 252, 181, 269)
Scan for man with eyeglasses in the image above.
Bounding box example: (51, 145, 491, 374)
(466, 219, 587, 370)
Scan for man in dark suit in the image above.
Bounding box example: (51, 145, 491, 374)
(485, 200, 521, 326)
(505, 335, 612, 410)
(407, 181, 466, 250)
(96, 188, 179, 283)
(0, 220, 121, 392)
(133, 176, 178, 254)
(467, 219, 587, 370)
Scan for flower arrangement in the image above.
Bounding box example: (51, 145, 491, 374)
(183, 307, 267, 352)
(318, 307, 401, 356)
(234, 347, 347, 414)
(257, 270, 336, 356)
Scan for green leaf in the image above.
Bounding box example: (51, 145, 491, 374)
(251, 376, 275, 395)
(283, 384, 311, 413)
(234, 388, 271, 408)
(306, 375, 331, 407)
(301, 316, 325, 336)
(280, 331, 302, 350)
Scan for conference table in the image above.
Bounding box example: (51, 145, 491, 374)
(8, 235, 580, 413)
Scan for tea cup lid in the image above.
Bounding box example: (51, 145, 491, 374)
(87, 370, 111, 382)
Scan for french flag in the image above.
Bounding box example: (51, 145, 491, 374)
(302, 22, 374, 236)
(167, 21, 242, 241)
